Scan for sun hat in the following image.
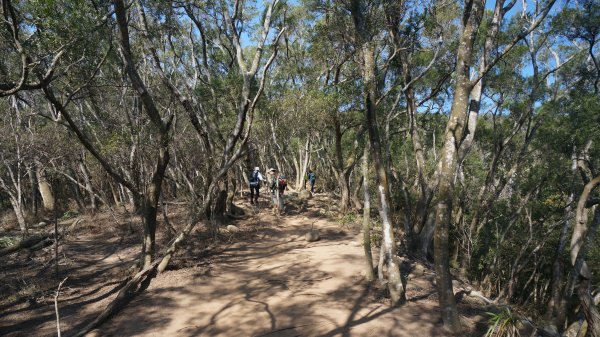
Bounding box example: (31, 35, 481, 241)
(268, 168, 277, 173)
(254, 167, 260, 171)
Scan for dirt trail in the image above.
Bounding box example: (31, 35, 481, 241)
(1, 195, 486, 336)
(92, 196, 481, 337)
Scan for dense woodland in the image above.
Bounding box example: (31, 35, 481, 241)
(1, 0, 600, 336)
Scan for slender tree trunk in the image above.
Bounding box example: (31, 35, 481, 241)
(362, 41, 405, 305)
(79, 160, 97, 212)
(430, 0, 485, 331)
(8, 195, 27, 234)
(299, 138, 311, 191)
(114, 0, 173, 269)
(141, 148, 169, 269)
(403, 78, 430, 241)
(352, 175, 364, 210)
(338, 171, 350, 213)
(546, 151, 577, 328)
(362, 144, 375, 281)
(68, 167, 85, 212)
(349, 0, 405, 305)
(28, 165, 38, 216)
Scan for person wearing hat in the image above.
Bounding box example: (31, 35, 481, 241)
(249, 167, 264, 204)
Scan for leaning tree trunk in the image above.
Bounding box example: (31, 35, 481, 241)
(79, 160, 97, 212)
(36, 164, 55, 212)
(8, 194, 27, 235)
(569, 175, 600, 337)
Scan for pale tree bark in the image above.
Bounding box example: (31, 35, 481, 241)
(79, 157, 97, 212)
(0, 170, 27, 234)
(569, 175, 600, 337)
(350, 0, 406, 305)
(362, 143, 375, 281)
(36, 163, 55, 212)
(297, 138, 311, 191)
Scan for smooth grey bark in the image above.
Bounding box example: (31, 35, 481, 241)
(349, 0, 406, 305)
(570, 175, 600, 337)
(362, 144, 375, 281)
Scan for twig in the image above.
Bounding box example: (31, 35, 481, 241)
(54, 277, 68, 337)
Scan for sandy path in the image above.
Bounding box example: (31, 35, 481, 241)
(92, 204, 450, 337)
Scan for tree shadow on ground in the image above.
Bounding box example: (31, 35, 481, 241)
(84, 209, 465, 337)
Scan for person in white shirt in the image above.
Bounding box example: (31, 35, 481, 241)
(249, 167, 264, 204)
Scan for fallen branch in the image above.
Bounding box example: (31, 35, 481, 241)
(54, 277, 68, 337)
(0, 234, 53, 257)
(73, 259, 161, 337)
(455, 287, 495, 305)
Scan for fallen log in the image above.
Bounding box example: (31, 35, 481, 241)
(0, 234, 53, 257)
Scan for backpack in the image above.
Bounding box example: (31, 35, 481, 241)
(308, 172, 316, 182)
(278, 176, 287, 192)
(249, 170, 260, 187)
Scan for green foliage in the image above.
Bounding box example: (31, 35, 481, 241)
(59, 210, 79, 221)
(485, 307, 523, 337)
(338, 212, 358, 228)
(0, 236, 18, 248)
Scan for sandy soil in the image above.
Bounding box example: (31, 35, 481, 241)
(0, 194, 487, 337)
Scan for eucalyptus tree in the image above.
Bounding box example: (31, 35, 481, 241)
(423, 0, 558, 331)
(346, 0, 407, 305)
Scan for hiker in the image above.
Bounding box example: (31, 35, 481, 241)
(268, 168, 287, 214)
(248, 167, 264, 204)
(307, 169, 316, 193)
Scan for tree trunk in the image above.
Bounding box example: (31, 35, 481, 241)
(362, 144, 375, 281)
(28, 165, 38, 216)
(37, 165, 55, 212)
(338, 171, 350, 213)
(546, 151, 578, 329)
(430, 0, 485, 331)
(361, 40, 405, 305)
(114, 0, 172, 269)
(9, 195, 27, 235)
(68, 167, 85, 212)
(352, 174, 364, 211)
(141, 148, 169, 269)
(79, 160, 97, 212)
(570, 175, 600, 337)
(403, 76, 431, 243)
(349, 0, 406, 305)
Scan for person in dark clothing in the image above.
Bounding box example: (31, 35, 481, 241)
(307, 170, 316, 193)
(249, 167, 264, 204)
(268, 168, 287, 214)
